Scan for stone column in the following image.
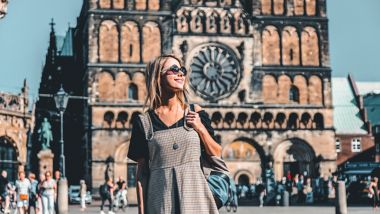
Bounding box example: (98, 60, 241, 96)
(37, 149, 54, 176)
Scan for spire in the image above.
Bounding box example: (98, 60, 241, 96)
(47, 18, 57, 64)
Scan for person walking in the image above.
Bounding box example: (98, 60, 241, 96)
(0, 170, 11, 214)
(369, 176, 379, 210)
(15, 171, 31, 214)
(79, 180, 87, 211)
(256, 180, 266, 207)
(127, 54, 222, 214)
(41, 171, 56, 214)
(100, 177, 114, 214)
(28, 173, 39, 214)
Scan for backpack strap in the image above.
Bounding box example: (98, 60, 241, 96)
(138, 112, 154, 141)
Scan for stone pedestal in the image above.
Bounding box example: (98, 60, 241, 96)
(37, 149, 54, 176)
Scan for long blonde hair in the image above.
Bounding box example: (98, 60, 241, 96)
(143, 54, 190, 111)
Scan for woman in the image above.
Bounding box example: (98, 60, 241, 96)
(41, 171, 56, 214)
(100, 177, 114, 214)
(128, 54, 222, 214)
(369, 176, 379, 210)
(15, 171, 31, 214)
(37, 173, 45, 214)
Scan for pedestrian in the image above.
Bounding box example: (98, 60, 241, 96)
(127, 54, 222, 213)
(15, 171, 31, 214)
(28, 173, 39, 214)
(37, 173, 45, 214)
(53, 170, 60, 213)
(100, 177, 114, 214)
(256, 180, 266, 207)
(79, 180, 87, 211)
(0, 170, 11, 214)
(303, 178, 313, 204)
(41, 171, 56, 214)
(369, 176, 379, 210)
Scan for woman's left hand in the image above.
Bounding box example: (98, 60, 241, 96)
(186, 110, 206, 133)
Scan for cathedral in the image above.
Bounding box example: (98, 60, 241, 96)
(41, 0, 336, 203)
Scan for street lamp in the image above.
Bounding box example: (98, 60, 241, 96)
(54, 85, 69, 214)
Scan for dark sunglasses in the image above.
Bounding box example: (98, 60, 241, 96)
(161, 65, 187, 76)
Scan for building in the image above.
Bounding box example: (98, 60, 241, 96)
(332, 76, 374, 167)
(61, 0, 338, 203)
(0, 80, 33, 181)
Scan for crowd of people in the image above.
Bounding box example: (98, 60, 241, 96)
(99, 176, 128, 214)
(0, 170, 88, 214)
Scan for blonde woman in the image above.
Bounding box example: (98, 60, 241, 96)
(128, 54, 222, 213)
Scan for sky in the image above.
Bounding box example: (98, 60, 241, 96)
(0, 0, 379, 100)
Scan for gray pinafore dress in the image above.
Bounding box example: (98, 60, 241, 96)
(138, 110, 218, 214)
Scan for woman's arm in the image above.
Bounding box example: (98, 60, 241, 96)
(136, 158, 145, 214)
(186, 104, 222, 157)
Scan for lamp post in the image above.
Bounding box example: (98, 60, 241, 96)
(54, 85, 69, 214)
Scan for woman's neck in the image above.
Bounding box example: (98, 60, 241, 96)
(160, 92, 181, 110)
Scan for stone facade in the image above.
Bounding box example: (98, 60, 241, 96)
(77, 0, 336, 202)
(0, 81, 33, 181)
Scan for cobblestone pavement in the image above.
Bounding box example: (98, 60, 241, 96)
(67, 201, 376, 214)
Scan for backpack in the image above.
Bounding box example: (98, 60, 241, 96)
(99, 183, 109, 198)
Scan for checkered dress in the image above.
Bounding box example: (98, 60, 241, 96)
(139, 112, 218, 214)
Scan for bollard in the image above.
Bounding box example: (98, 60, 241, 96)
(335, 181, 347, 214)
(57, 178, 69, 214)
(283, 190, 290, 207)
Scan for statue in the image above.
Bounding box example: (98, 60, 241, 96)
(38, 118, 53, 150)
(0, 0, 8, 19)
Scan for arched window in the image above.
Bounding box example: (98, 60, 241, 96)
(302, 27, 319, 66)
(237, 112, 248, 127)
(104, 111, 115, 127)
(121, 21, 140, 63)
(142, 22, 161, 62)
(116, 111, 128, 128)
(278, 75, 291, 103)
(250, 112, 261, 128)
(282, 26, 300, 65)
(225, 112, 235, 128)
(211, 112, 223, 126)
(275, 113, 286, 128)
(313, 113, 324, 129)
(289, 85, 300, 103)
(234, 12, 247, 35)
(191, 10, 205, 33)
(115, 72, 129, 101)
(97, 71, 114, 102)
(263, 112, 274, 128)
(287, 113, 298, 129)
(262, 26, 280, 65)
(273, 0, 284, 15)
(177, 10, 189, 33)
(99, 20, 119, 63)
(207, 11, 219, 33)
(220, 12, 232, 34)
(262, 75, 278, 103)
(261, 0, 272, 15)
(293, 75, 307, 104)
(135, 0, 146, 10)
(128, 83, 138, 100)
(308, 75, 322, 104)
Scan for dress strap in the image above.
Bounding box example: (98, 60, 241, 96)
(138, 112, 154, 141)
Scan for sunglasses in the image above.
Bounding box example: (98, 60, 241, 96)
(161, 65, 187, 76)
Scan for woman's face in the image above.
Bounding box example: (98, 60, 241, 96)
(160, 57, 185, 92)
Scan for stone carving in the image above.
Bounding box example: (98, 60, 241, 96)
(38, 118, 53, 150)
(189, 44, 241, 101)
(0, 0, 8, 19)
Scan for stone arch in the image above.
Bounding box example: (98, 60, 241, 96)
(273, 138, 317, 181)
(313, 113, 324, 129)
(261, 0, 272, 15)
(237, 112, 248, 128)
(116, 111, 129, 128)
(99, 0, 111, 9)
(135, 0, 146, 10)
(99, 20, 119, 63)
(142, 22, 161, 62)
(206, 10, 219, 33)
(220, 11, 232, 34)
(132, 72, 146, 101)
(275, 112, 286, 129)
(234, 170, 255, 186)
(282, 26, 300, 65)
(121, 21, 140, 63)
(115, 72, 130, 102)
(103, 111, 115, 128)
(305, 0, 316, 16)
(293, 0, 305, 15)
(273, 0, 284, 15)
(148, 0, 160, 11)
(250, 112, 261, 128)
(0, 136, 20, 181)
(287, 112, 298, 129)
(114, 142, 129, 183)
(293, 75, 307, 104)
(262, 112, 274, 129)
(177, 10, 190, 33)
(113, 0, 124, 9)
(97, 71, 114, 102)
(308, 75, 322, 104)
(277, 75, 291, 103)
(289, 85, 300, 104)
(262, 75, 278, 104)
(211, 112, 223, 128)
(300, 112, 312, 129)
(191, 10, 206, 33)
(262, 26, 280, 65)
(302, 26, 319, 66)
(224, 112, 235, 128)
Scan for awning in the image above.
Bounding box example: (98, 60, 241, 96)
(344, 169, 373, 175)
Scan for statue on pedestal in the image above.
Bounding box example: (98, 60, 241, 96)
(38, 118, 53, 150)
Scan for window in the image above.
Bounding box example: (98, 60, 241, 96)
(289, 85, 300, 103)
(351, 138, 361, 152)
(127, 163, 137, 187)
(335, 139, 341, 153)
(128, 83, 138, 100)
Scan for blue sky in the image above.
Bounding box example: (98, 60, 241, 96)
(0, 0, 379, 99)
